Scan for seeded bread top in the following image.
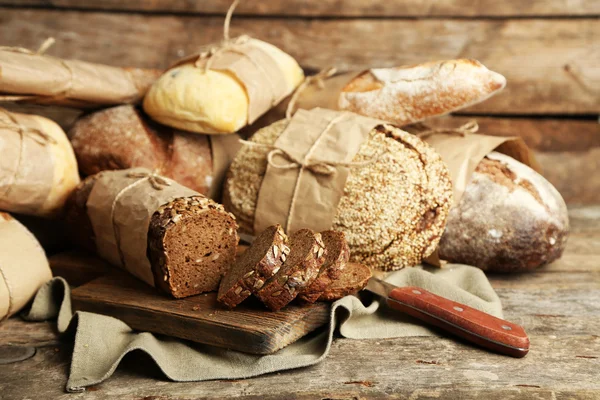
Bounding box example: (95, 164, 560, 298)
(224, 119, 453, 271)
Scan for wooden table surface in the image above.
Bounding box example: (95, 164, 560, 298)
(0, 205, 598, 399)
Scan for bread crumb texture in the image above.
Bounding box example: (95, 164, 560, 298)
(224, 119, 453, 271)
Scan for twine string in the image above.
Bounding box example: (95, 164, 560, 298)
(126, 171, 172, 190)
(414, 120, 479, 139)
(285, 67, 337, 120)
(0, 107, 56, 145)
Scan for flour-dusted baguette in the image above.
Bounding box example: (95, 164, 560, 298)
(224, 119, 453, 271)
(298, 230, 350, 304)
(70, 105, 213, 195)
(0, 108, 80, 217)
(217, 224, 288, 308)
(0, 212, 52, 320)
(64, 169, 238, 298)
(256, 229, 326, 311)
(439, 152, 569, 272)
(144, 38, 304, 134)
(318, 262, 372, 302)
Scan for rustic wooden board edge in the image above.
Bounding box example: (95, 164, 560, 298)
(71, 276, 331, 355)
(2, 1, 599, 17)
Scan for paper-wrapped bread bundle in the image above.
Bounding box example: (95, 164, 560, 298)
(0, 212, 52, 320)
(280, 59, 505, 127)
(0, 41, 161, 108)
(405, 123, 569, 272)
(144, 37, 304, 134)
(223, 108, 453, 271)
(69, 105, 241, 200)
(64, 168, 239, 298)
(0, 108, 80, 217)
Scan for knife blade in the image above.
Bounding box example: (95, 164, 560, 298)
(365, 277, 530, 358)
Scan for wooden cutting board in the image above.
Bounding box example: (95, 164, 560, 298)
(71, 272, 331, 355)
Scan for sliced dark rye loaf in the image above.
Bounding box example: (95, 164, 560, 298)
(217, 225, 288, 308)
(147, 196, 239, 298)
(256, 229, 327, 311)
(298, 230, 350, 304)
(64, 174, 238, 298)
(318, 262, 372, 302)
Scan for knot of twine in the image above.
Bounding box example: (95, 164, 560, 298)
(194, 0, 250, 72)
(285, 67, 337, 120)
(414, 120, 479, 139)
(0, 37, 55, 55)
(0, 108, 56, 145)
(126, 171, 171, 190)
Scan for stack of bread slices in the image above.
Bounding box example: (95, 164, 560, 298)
(218, 225, 372, 311)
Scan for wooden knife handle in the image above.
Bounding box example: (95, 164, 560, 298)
(387, 286, 530, 358)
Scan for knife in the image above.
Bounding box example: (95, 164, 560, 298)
(365, 278, 530, 358)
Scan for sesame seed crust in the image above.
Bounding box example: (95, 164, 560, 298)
(223, 119, 453, 271)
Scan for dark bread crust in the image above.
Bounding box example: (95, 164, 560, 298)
(318, 262, 372, 302)
(70, 105, 213, 194)
(439, 155, 569, 273)
(217, 225, 288, 308)
(256, 229, 326, 311)
(298, 230, 349, 304)
(64, 173, 101, 253)
(147, 196, 238, 298)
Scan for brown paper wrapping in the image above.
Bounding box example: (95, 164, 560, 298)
(0, 49, 160, 108)
(0, 109, 55, 215)
(254, 108, 385, 234)
(290, 71, 362, 112)
(86, 168, 198, 286)
(0, 212, 52, 320)
(208, 134, 242, 201)
(414, 129, 540, 266)
(173, 38, 289, 124)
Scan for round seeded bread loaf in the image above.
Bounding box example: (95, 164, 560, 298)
(223, 119, 453, 271)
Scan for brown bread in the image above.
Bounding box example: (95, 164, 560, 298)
(438, 152, 569, 273)
(318, 262, 372, 302)
(298, 230, 350, 304)
(69, 105, 213, 194)
(256, 229, 326, 311)
(64, 173, 238, 298)
(217, 225, 288, 308)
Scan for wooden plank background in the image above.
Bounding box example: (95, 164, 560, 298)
(1, 2, 599, 204)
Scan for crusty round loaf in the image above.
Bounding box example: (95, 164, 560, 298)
(224, 119, 453, 271)
(70, 105, 213, 195)
(439, 152, 569, 272)
(143, 39, 304, 134)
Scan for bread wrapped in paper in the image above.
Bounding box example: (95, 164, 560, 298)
(0, 212, 52, 320)
(0, 107, 80, 217)
(0, 39, 161, 108)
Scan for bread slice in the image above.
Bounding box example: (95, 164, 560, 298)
(256, 229, 326, 311)
(217, 225, 288, 308)
(147, 196, 239, 298)
(318, 262, 372, 302)
(298, 230, 350, 304)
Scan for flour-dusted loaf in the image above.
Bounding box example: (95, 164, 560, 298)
(298, 230, 350, 304)
(143, 39, 304, 134)
(65, 172, 239, 298)
(256, 229, 326, 311)
(224, 120, 453, 271)
(0, 212, 52, 320)
(318, 262, 372, 302)
(217, 224, 288, 308)
(70, 105, 213, 194)
(339, 59, 506, 126)
(0, 109, 80, 217)
(439, 152, 569, 272)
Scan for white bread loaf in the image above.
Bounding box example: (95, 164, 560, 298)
(143, 38, 304, 134)
(0, 110, 80, 217)
(0, 212, 52, 320)
(339, 59, 506, 126)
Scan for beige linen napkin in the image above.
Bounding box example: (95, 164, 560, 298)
(22, 264, 502, 392)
